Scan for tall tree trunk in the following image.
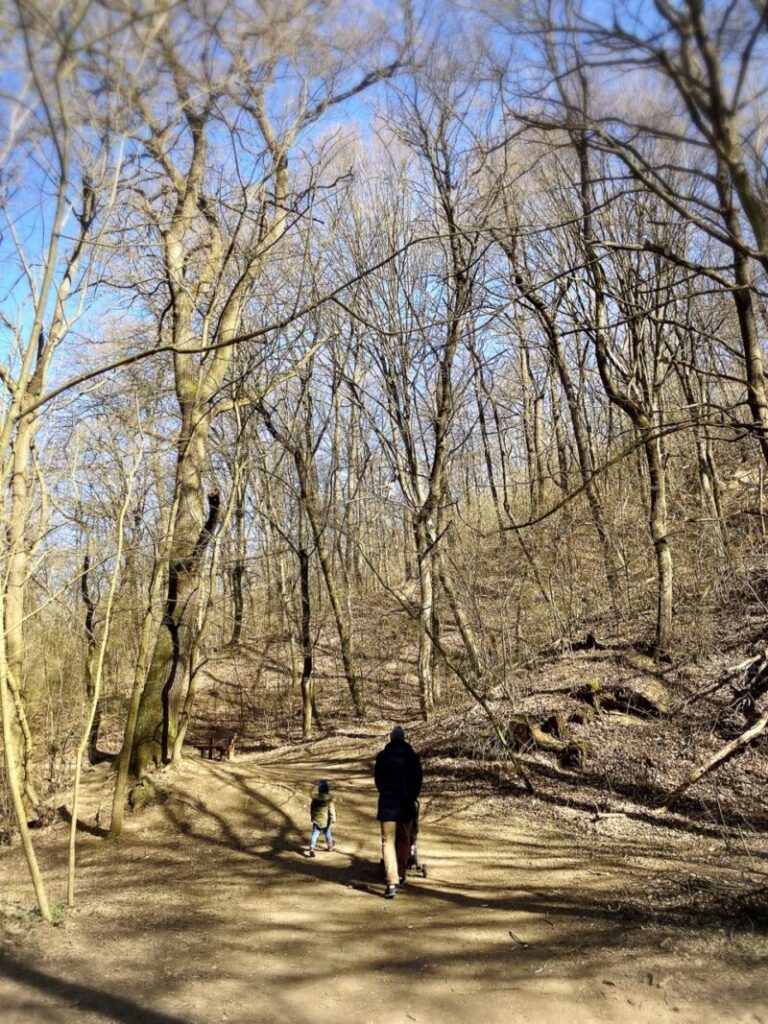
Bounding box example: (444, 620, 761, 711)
(549, 371, 570, 494)
(173, 455, 241, 764)
(550, 331, 621, 605)
(498, 242, 622, 606)
(110, 558, 168, 836)
(345, 396, 364, 587)
(5, 410, 42, 810)
(721, 187, 768, 467)
(69, 467, 133, 907)
(678, 359, 729, 555)
(644, 430, 673, 658)
(413, 518, 435, 720)
(81, 553, 102, 765)
(302, 480, 363, 718)
(518, 340, 546, 512)
(131, 417, 221, 775)
(258, 394, 363, 718)
(0, 576, 51, 921)
(229, 473, 247, 646)
(298, 503, 315, 739)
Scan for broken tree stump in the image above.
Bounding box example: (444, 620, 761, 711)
(540, 712, 570, 741)
(506, 715, 589, 769)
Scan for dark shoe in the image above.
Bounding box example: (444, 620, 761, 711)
(306, 848, 316, 858)
(384, 884, 397, 899)
(398, 876, 406, 886)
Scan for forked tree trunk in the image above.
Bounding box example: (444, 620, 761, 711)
(570, 119, 671, 651)
(302, 483, 363, 718)
(110, 549, 172, 836)
(131, 479, 220, 775)
(173, 458, 240, 764)
(258, 395, 364, 719)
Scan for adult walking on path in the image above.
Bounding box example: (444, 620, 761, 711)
(374, 726, 423, 899)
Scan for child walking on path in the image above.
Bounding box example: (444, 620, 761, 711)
(306, 780, 336, 857)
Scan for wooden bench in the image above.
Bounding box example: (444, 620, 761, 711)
(188, 728, 238, 761)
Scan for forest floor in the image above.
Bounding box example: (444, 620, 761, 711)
(1, 728, 768, 1024)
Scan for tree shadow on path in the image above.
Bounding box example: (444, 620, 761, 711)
(0, 956, 192, 1024)
(160, 763, 389, 897)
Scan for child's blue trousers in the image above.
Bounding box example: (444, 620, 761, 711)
(309, 823, 333, 849)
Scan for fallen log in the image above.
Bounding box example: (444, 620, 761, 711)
(658, 706, 768, 814)
(674, 647, 768, 714)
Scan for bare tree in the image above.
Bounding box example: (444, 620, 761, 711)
(0, 0, 132, 916)
(99, 0, 404, 774)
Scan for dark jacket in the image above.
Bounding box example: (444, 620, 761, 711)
(374, 738, 423, 822)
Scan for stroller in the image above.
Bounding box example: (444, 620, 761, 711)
(378, 800, 428, 880)
(406, 799, 427, 878)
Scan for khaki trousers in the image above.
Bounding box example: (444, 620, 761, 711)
(380, 820, 413, 885)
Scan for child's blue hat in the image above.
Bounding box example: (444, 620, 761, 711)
(318, 779, 329, 793)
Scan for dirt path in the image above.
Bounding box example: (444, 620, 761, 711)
(1, 734, 767, 1024)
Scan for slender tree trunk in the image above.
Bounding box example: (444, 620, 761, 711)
(413, 518, 435, 720)
(229, 473, 247, 646)
(69, 469, 132, 906)
(0, 575, 51, 921)
(298, 505, 315, 739)
(430, 494, 446, 709)
(257, 391, 363, 717)
(302, 482, 363, 717)
(550, 372, 570, 494)
(5, 411, 42, 810)
(262, 462, 291, 636)
(81, 553, 102, 765)
(402, 510, 414, 579)
(678, 361, 729, 555)
(471, 357, 506, 534)
(644, 431, 673, 659)
(345, 399, 363, 587)
(5, 671, 37, 798)
(519, 343, 539, 514)
(500, 247, 621, 605)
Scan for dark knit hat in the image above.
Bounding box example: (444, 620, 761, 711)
(390, 726, 405, 742)
(318, 779, 329, 793)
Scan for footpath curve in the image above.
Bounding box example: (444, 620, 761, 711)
(0, 733, 765, 1024)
